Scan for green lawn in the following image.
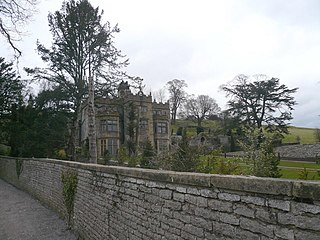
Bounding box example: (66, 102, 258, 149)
(279, 160, 320, 180)
(280, 168, 320, 180)
(215, 157, 320, 180)
(279, 160, 320, 170)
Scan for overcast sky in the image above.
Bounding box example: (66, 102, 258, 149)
(1, 0, 320, 128)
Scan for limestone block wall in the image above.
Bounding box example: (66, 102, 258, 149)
(1, 156, 320, 240)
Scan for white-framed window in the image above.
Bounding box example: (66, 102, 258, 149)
(157, 122, 167, 134)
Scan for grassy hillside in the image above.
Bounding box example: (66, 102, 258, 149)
(172, 120, 318, 144)
(172, 119, 221, 135)
(282, 126, 317, 144)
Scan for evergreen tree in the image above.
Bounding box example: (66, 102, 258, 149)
(221, 74, 298, 135)
(9, 93, 69, 158)
(239, 128, 281, 178)
(25, 0, 129, 160)
(0, 57, 24, 144)
(172, 129, 198, 172)
(0, 57, 23, 119)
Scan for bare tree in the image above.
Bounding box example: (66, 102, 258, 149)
(26, 0, 129, 160)
(166, 79, 187, 124)
(153, 87, 167, 103)
(0, 0, 38, 57)
(183, 94, 221, 127)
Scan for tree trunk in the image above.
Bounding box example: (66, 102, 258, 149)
(197, 118, 202, 127)
(87, 76, 97, 163)
(67, 110, 79, 161)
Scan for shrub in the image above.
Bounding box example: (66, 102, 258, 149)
(140, 140, 155, 168)
(0, 144, 11, 156)
(118, 145, 129, 165)
(171, 130, 199, 172)
(176, 127, 183, 136)
(196, 150, 243, 175)
(196, 126, 204, 135)
(239, 128, 281, 178)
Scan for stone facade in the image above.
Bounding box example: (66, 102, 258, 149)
(78, 81, 170, 158)
(1, 156, 320, 240)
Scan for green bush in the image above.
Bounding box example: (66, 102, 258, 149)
(176, 127, 183, 136)
(140, 140, 155, 168)
(197, 150, 243, 175)
(118, 145, 129, 165)
(0, 144, 11, 156)
(239, 128, 281, 178)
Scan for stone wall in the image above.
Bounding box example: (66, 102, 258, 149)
(1, 156, 320, 240)
(226, 143, 320, 161)
(275, 143, 320, 160)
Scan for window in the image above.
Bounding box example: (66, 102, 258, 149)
(101, 120, 107, 132)
(107, 120, 118, 132)
(153, 110, 161, 116)
(100, 139, 107, 156)
(157, 122, 167, 134)
(140, 120, 148, 130)
(141, 106, 147, 112)
(101, 120, 118, 132)
(108, 139, 118, 155)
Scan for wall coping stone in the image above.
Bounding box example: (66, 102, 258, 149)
(1, 156, 320, 200)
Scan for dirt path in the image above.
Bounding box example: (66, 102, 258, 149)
(0, 179, 77, 240)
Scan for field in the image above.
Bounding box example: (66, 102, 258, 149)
(172, 120, 318, 144)
(282, 126, 317, 144)
(171, 119, 220, 136)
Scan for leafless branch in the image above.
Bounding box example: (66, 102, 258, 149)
(0, 0, 38, 58)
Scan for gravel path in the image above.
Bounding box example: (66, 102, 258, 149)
(0, 179, 77, 240)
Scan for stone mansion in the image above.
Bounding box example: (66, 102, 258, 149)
(77, 81, 170, 158)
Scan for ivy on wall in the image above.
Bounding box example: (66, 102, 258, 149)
(15, 159, 23, 179)
(61, 170, 78, 226)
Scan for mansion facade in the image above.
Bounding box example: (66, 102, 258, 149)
(77, 81, 170, 158)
